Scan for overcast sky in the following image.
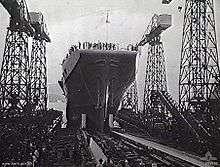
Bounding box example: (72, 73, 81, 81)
(0, 0, 220, 108)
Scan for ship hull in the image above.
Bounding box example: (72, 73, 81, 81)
(62, 50, 137, 131)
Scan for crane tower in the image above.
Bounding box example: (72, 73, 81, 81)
(0, 0, 34, 117)
(0, 0, 50, 117)
(29, 12, 50, 114)
(179, 0, 220, 145)
(141, 14, 171, 125)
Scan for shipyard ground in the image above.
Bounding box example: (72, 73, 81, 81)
(47, 126, 220, 167)
(1, 115, 218, 167)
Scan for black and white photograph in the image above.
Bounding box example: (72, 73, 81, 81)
(0, 0, 220, 166)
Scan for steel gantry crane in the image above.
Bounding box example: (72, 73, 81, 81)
(0, 0, 50, 117)
(178, 0, 220, 152)
(29, 12, 50, 114)
(122, 14, 172, 116)
(0, 0, 35, 117)
(162, 0, 220, 156)
(139, 14, 172, 127)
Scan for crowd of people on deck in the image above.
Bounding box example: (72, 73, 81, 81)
(63, 41, 138, 61)
(60, 41, 140, 66)
(69, 41, 120, 53)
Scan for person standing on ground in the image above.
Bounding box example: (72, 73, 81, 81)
(97, 158, 103, 167)
(103, 157, 114, 167)
(124, 159, 130, 167)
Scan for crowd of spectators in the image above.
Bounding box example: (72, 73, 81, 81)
(0, 110, 62, 166)
(97, 157, 131, 167)
(49, 129, 96, 167)
(92, 134, 133, 167)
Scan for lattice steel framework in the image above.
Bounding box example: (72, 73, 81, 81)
(179, 0, 220, 140)
(0, 30, 31, 117)
(29, 12, 50, 114)
(0, 0, 34, 117)
(121, 81, 138, 113)
(143, 15, 168, 123)
(30, 40, 47, 113)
